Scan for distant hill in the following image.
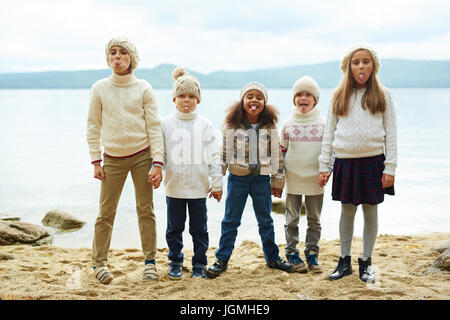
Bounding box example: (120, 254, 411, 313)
(1, 59, 449, 89)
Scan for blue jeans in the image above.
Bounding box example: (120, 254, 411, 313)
(215, 174, 280, 263)
(166, 197, 208, 266)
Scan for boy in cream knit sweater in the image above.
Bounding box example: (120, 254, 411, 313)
(280, 76, 326, 274)
(86, 37, 164, 284)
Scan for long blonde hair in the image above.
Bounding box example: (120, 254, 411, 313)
(332, 49, 386, 117)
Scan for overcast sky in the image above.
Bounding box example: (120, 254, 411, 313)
(2, 0, 450, 73)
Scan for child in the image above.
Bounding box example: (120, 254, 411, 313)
(318, 42, 397, 283)
(206, 82, 292, 278)
(280, 76, 325, 274)
(162, 67, 223, 280)
(86, 36, 164, 284)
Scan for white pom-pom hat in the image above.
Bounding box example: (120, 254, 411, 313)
(171, 66, 202, 103)
(105, 36, 139, 72)
(340, 42, 380, 75)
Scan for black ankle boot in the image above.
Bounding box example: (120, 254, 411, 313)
(328, 256, 352, 280)
(205, 259, 228, 279)
(358, 257, 375, 283)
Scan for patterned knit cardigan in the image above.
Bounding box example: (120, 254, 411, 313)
(221, 120, 285, 190)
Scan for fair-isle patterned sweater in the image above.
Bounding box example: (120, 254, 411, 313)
(280, 107, 325, 195)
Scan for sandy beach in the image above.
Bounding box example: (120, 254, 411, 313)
(0, 232, 449, 300)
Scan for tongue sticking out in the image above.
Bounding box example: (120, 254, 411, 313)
(250, 106, 257, 111)
(358, 73, 365, 81)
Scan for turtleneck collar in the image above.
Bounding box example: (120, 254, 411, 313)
(292, 105, 321, 123)
(110, 72, 137, 86)
(174, 107, 198, 120)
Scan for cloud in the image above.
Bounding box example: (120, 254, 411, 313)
(1, 0, 450, 73)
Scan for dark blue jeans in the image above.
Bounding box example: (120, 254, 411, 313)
(166, 197, 208, 267)
(215, 174, 280, 263)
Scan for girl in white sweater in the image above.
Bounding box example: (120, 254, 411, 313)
(318, 43, 397, 283)
(86, 37, 164, 284)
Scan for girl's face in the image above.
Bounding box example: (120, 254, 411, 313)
(243, 89, 265, 122)
(108, 46, 131, 75)
(294, 91, 316, 114)
(174, 92, 198, 113)
(350, 49, 373, 88)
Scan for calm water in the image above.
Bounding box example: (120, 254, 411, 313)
(0, 88, 449, 250)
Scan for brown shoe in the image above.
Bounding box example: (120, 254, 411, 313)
(286, 253, 308, 273)
(306, 251, 323, 274)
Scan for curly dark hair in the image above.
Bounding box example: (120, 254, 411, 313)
(224, 100, 279, 129)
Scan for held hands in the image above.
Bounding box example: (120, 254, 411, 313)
(318, 172, 330, 187)
(208, 188, 223, 202)
(382, 174, 395, 189)
(93, 164, 105, 181)
(148, 166, 163, 189)
(271, 188, 282, 198)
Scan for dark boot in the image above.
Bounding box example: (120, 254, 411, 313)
(205, 259, 228, 279)
(168, 261, 182, 280)
(328, 255, 352, 280)
(358, 257, 375, 283)
(267, 258, 293, 273)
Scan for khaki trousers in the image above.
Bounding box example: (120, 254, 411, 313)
(92, 149, 156, 268)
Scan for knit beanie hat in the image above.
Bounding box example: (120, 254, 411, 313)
(291, 76, 320, 105)
(239, 82, 268, 103)
(340, 42, 380, 75)
(105, 36, 139, 73)
(172, 67, 202, 103)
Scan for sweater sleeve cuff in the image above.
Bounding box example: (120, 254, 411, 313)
(152, 161, 164, 168)
(91, 160, 102, 165)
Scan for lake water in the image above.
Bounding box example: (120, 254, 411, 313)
(0, 88, 449, 250)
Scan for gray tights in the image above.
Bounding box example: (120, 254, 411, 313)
(339, 203, 378, 258)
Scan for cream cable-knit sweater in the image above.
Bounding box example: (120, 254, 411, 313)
(86, 72, 164, 164)
(281, 107, 326, 195)
(161, 108, 222, 198)
(318, 87, 397, 175)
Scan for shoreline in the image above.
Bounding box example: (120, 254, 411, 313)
(0, 232, 449, 300)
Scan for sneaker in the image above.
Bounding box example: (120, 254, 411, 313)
(191, 265, 207, 279)
(305, 251, 323, 274)
(168, 262, 182, 280)
(286, 253, 308, 273)
(94, 266, 113, 285)
(358, 257, 375, 283)
(267, 258, 293, 273)
(205, 259, 228, 279)
(328, 255, 352, 280)
(143, 262, 159, 281)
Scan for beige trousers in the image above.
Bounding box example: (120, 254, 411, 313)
(92, 149, 156, 268)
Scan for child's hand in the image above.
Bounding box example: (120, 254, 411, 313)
(318, 172, 330, 187)
(93, 164, 105, 181)
(271, 188, 282, 198)
(148, 166, 163, 189)
(382, 174, 395, 188)
(208, 190, 223, 202)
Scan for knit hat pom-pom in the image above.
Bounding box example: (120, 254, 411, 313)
(172, 67, 187, 80)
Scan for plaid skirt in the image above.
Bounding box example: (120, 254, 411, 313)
(332, 154, 395, 206)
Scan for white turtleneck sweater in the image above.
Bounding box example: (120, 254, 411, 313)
(280, 106, 326, 195)
(86, 72, 164, 164)
(161, 108, 222, 199)
(318, 86, 397, 176)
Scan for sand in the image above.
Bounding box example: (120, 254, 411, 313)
(0, 233, 449, 300)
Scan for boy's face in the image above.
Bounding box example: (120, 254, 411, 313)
(294, 91, 316, 114)
(174, 93, 198, 113)
(108, 46, 131, 75)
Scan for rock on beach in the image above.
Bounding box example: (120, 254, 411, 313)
(42, 210, 86, 230)
(0, 220, 51, 245)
